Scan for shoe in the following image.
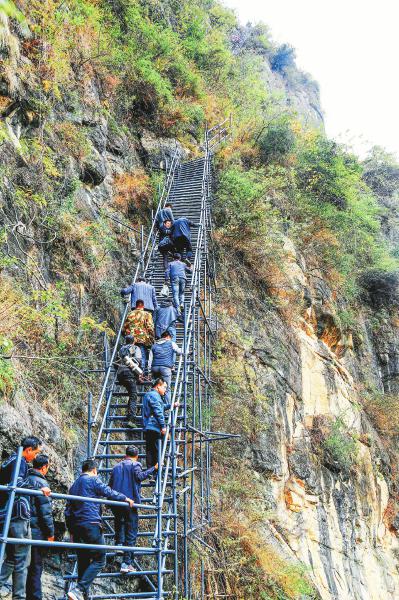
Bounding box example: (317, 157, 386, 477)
(67, 588, 84, 600)
(0, 587, 10, 599)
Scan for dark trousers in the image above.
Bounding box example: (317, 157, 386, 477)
(159, 247, 172, 278)
(136, 344, 149, 374)
(117, 368, 137, 420)
(145, 430, 161, 469)
(71, 524, 106, 594)
(26, 546, 43, 600)
(0, 519, 31, 600)
(174, 236, 193, 259)
(112, 508, 138, 565)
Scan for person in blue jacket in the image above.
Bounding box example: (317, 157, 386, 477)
(149, 331, 184, 403)
(171, 217, 199, 263)
(65, 459, 134, 600)
(109, 446, 157, 573)
(156, 203, 174, 230)
(121, 277, 158, 313)
(142, 378, 178, 469)
(166, 254, 192, 313)
(154, 301, 179, 341)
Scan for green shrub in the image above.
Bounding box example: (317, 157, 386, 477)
(0, 336, 15, 396)
(322, 417, 358, 472)
(291, 133, 398, 299)
(362, 146, 399, 198)
(258, 119, 296, 163)
(296, 135, 361, 209)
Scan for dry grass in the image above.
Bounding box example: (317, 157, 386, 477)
(112, 170, 153, 215)
(363, 392, 399, 441)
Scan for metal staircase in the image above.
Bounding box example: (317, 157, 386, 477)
(64, 119, 232, 600)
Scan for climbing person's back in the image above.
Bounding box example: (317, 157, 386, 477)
(166, 258, 191, 280)
(121, 278, 158, 312)
(154, 303, 178, 340)
(156, 204, 174, 229)
(172, 217, 196, 241)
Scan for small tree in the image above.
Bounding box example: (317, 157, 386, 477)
(362, 146, 399, 199)
(258, 120, 296, 163)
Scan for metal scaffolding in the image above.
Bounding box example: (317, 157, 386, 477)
(0, 118, 233, 600)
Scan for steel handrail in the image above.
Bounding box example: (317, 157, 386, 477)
(0, 485, 153, 510)
(153, 131, 211, 554)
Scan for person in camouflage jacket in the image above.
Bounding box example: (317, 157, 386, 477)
(122, 300, 154, 373)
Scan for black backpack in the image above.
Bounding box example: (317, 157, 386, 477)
(0, 457, 31, 523)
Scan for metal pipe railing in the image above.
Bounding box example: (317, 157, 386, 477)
(0, 447, 23, 565)
(154, 129, 213, 589)
(0, 485, 154, 511)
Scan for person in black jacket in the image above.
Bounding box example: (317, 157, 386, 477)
(109, 446, 157, 573)
(0, 436, 50, 600)
(25, 455, 54, 600)
(114, 335, 143, 427)
(65, 459, 135, 600)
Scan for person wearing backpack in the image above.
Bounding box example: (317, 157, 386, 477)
(114, 335, 143, 427)
(0, 436, 50, 600)
(25, 455, 54, 600)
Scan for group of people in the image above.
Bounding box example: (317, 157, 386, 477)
(0, 431, 167, 600)
(155, 202, 199, 312)
(155, 202, 199, 278)
(0, 203, 196, 600)
(118, 278, 186, 426)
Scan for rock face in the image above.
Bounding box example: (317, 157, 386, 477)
(262, 61, 324, 129)
(216, 237, 399, 600)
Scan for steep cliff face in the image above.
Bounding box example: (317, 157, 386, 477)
(212, 231, 399, 599)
